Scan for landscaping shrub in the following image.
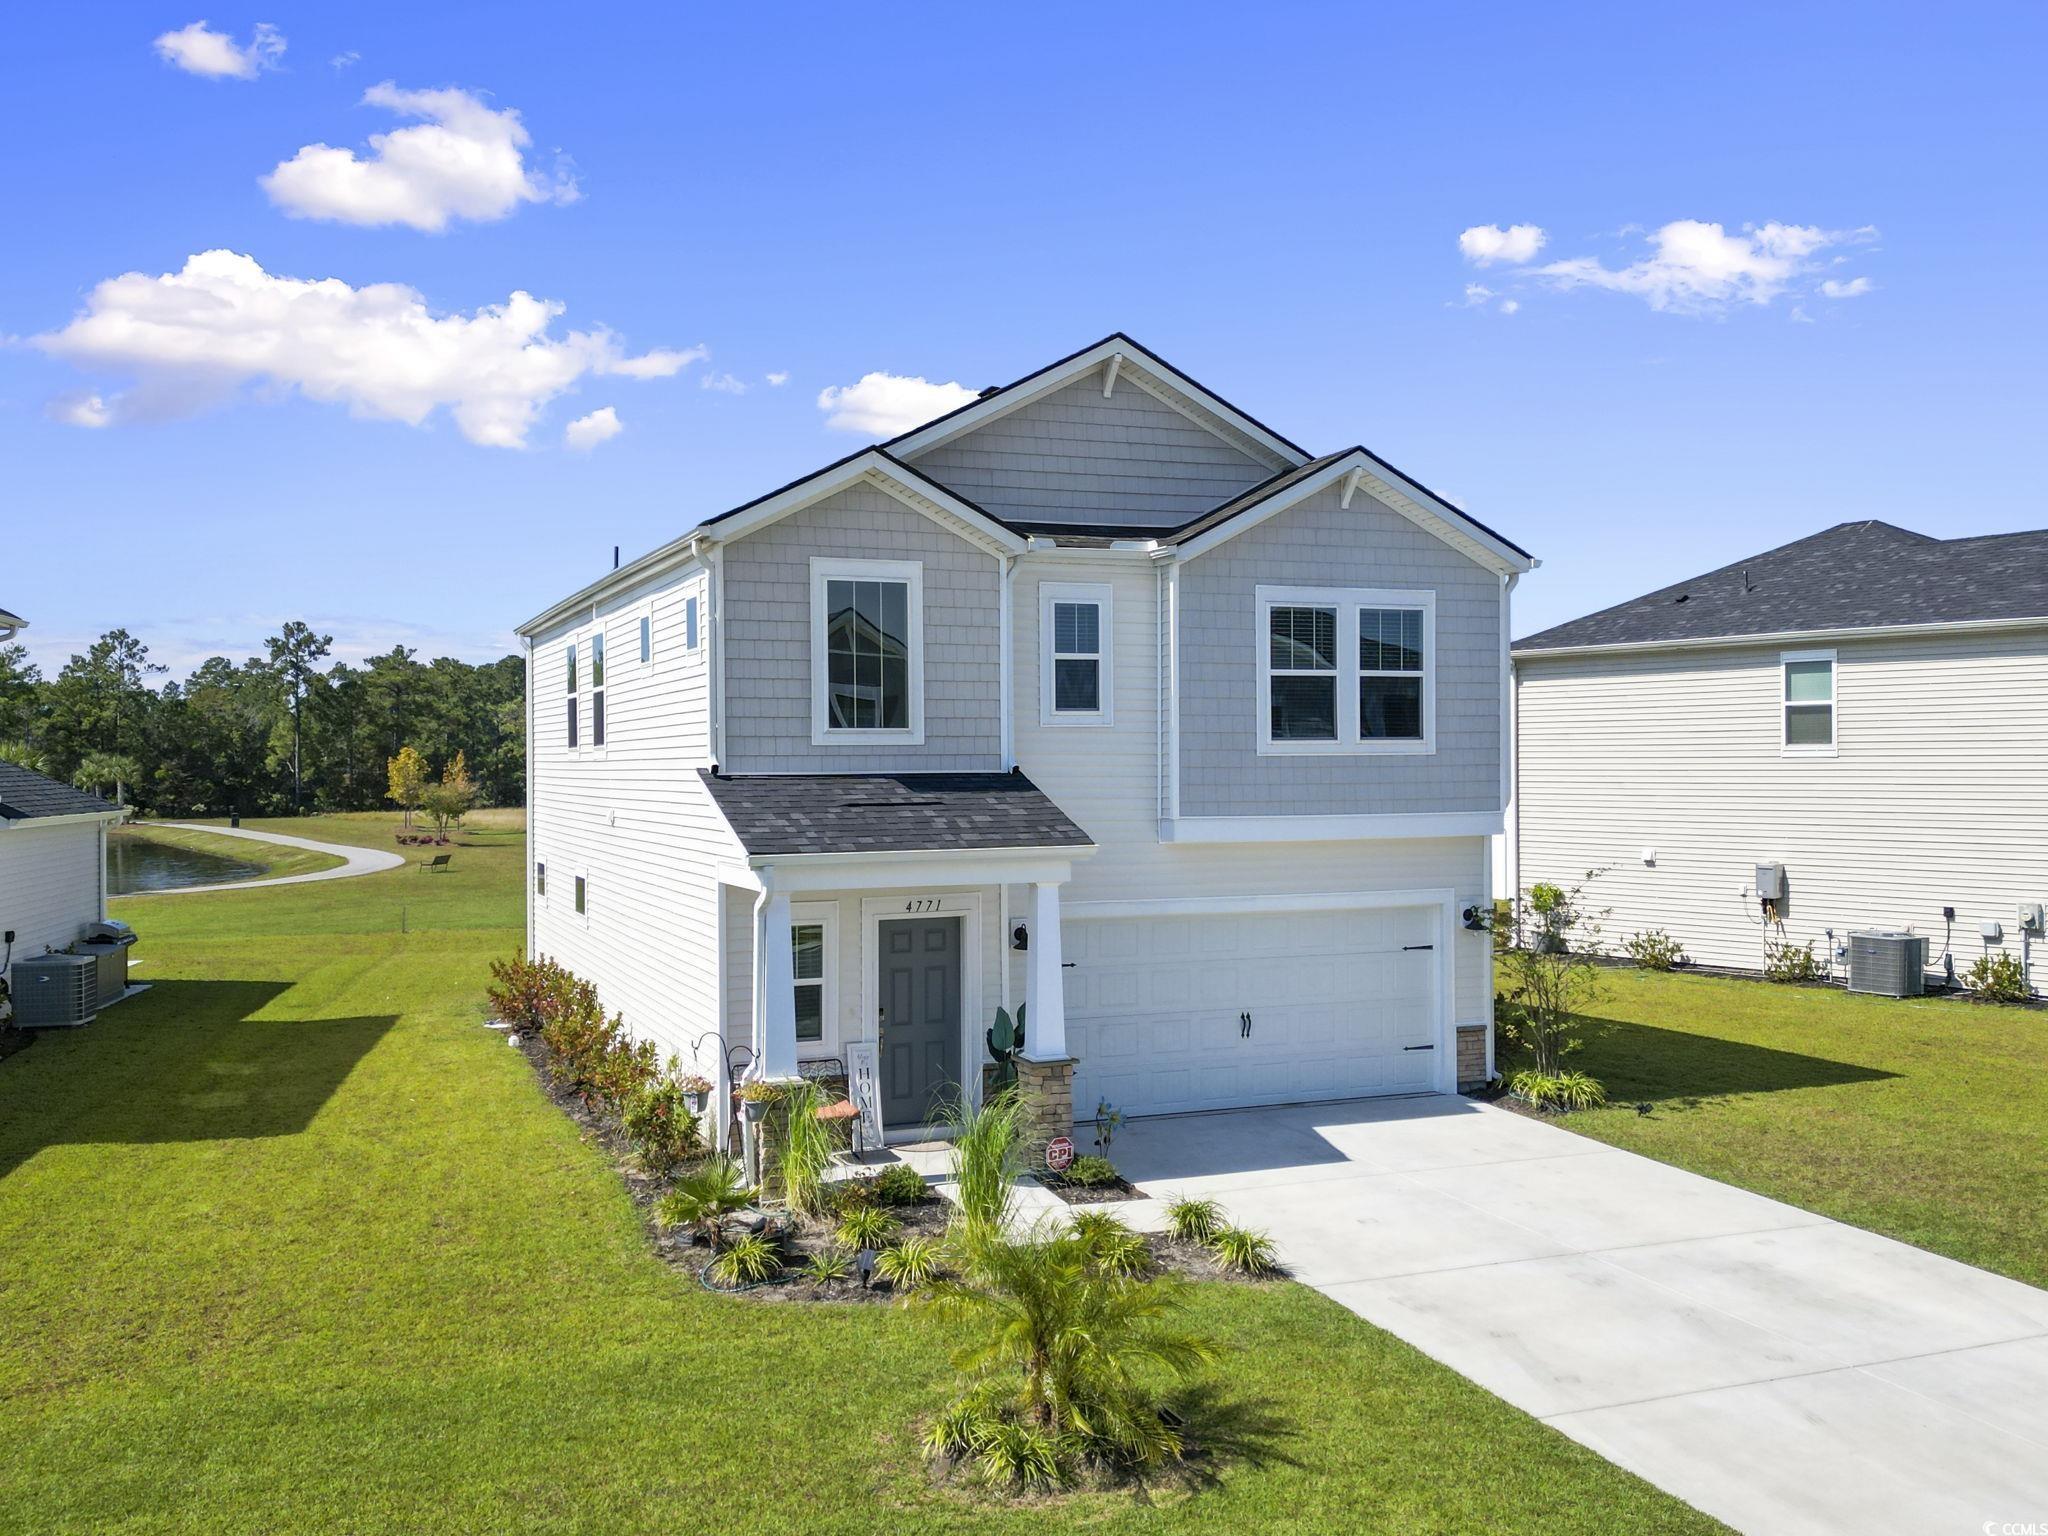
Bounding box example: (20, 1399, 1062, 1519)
(826, 1177, 877, 1214)
(872, 1162, 927, 1206)
(656, 1158, 753, 1249)
(1067, 1210, 1151, 1277)
(1507, 1068, 1608, 1112)
(1497, 872, 1609, 1094)
(1163, 1195, 1222, 1244)
(1763, 935, 1827, 983)
(1062, 1154, 1119, 1188)
(621, 1069, 705, 1175)
(773, 1078, 833, 1219)
(1622, 928, 1688, 971)
(835, 1206, 899, 1251)
(798, 1251, 851, 1284)
(486, 953, 579, 1031)
(1965, 949, 2031, 1003)
(876, 1233, 943, 1290)
(944, 1087, 1024, 1239)
(1208, 1226, 1280, 1275)
(708, 1231, 782, 1288)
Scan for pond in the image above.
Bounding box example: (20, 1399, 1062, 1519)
(106, 832, 267, 894)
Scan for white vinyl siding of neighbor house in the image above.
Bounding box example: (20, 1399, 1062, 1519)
(903, 366, 1281, 529)
(1176, 483, 1504, 818)
(528, 563, 735, 1074)
(1513, 628, 2048, 988)
(1008, 554, 1494, 1033)
(718, 484, 1003, 773)
(0, 820, 107, 961)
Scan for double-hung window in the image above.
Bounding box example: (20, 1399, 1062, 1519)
(565, 642, 579, 747)
(590, 630, 606, 747)
(1781, 649, 1836, 754)
(1256, 586, 1435, 754)
(790, 903, 836, 1049)
(1040, 582, 1113, 725)
(810, 558, 924, 744)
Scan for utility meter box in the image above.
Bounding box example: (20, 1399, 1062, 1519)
(1981, 920, 2005, 944)
(2020, 904, 2046, 936)
(1754, 862, 1787, 901)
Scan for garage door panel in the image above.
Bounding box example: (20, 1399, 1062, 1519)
(1066, 904, 1444, 1119)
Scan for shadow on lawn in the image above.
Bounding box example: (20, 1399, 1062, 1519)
(0, 979, 393, 1179)
(1564, 1016, 1897, 1106)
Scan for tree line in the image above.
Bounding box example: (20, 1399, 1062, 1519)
(0, 623, 525, 818)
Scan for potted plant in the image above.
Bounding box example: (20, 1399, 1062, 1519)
(678, 1072, 713, 1117)
(738, 1078, 780, 1124)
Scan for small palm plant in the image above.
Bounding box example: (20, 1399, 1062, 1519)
(798, 1250, 851, 1284)
(655, 1157, 753, 1250)
(1163, 1195, 1222, 1244)
(914, 1218, 1217, 1487)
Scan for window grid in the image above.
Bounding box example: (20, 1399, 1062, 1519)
(792, 922, 825, 1042)
(1268, 604, 1338, 742)
(825, 577, 910, 731)
(1051, 600, 1102, 714)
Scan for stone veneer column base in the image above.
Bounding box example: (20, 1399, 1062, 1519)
(1456, 1023, 1490, 1092)
(1013, 1055, 1076, 1167)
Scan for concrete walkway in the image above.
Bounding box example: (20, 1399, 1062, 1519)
(1113, 1095, 2048, 1536)
(128, 822, 406, 895)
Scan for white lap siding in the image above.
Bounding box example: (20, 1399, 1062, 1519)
(528, 564, 732, 1076)
(1514, 629, 2048, 987)
(1, 820, 106, 960)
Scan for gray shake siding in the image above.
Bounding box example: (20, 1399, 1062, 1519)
(906, 368, 1280, 528)
(719, 483, 1003, 772)
(1177, 485, 1503, 817)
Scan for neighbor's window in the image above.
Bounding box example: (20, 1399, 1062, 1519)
(536, 862, 546, 897)
(590, 630, 606, 747)
(792, 922, 825, 1042)
(566, 641, 579, 748)
(811, 559, 922, 742)
(1782, 650, 1836, 752)
(574, 875, 587, 915)
(1258, 587, 1435, 754)
(1041, 583, 1112, 724)
(639, 615, 651, 664)
(685, 595, 700, 650)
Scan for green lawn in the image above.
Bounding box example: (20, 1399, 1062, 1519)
(0, 810, 1717, 1535)
(1537, 967, 2048, 1288)
(112, 821, 346, 883)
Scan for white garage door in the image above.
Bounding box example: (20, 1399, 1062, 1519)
(1065, 904, 1443, 1119)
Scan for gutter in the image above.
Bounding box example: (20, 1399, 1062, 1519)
(1514, 613, 2048, 662)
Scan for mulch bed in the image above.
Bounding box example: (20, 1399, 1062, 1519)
(1035, 1170, 1144, 1204)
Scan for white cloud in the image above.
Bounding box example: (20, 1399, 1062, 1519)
(1498, 298, 1520, 315)
(1460, 283, 1495, 307)
(765, 370, 789, 386)
(261, 83, 577, 232)
(1459, 223, 1547, 266)
(700, 371, 747, 394)
(1533, 220, 1877, 314)
(34, 249, 691, 448)
(1821, 276, 1874, 299)
(563, 405, 622, 451)
(608, 344, 706, 379)
(154, 20, 284, 78)
(49, 392, 112, 428)
(331, 50, 360, 71)
(816, 371, 979, 435)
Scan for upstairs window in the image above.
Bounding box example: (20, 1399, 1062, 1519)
(810, 558, 924, 744)
(565, 642, 579, 748)
(1040, 582, 1113, 725)
(685, 595, 700, 650)
(574, 875, 588, 915)
(590, 631, 606, 747)
(1257, 586, 1435, 755)
(1782, 650, 1836, 754)
(639, 615, 652, 664)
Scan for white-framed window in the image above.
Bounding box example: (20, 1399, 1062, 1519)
(1781, 648, 1836, 755)
(573, 874, 588, 917)
(685, 594, 700, 651)
(565, 641, 579, 748)
(535, 861, 547, 899)
(790, 901, 838, 1050)
(639, 614, 652, 664)
(1039, 581, 1113, 726)
(590, 629, 606, 747)
(810, 558, 924, 745)
(1255, 585, 1435, 755)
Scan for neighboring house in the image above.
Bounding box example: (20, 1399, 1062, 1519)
(518, 335, 1535, 1148)
(1, 760, 126, 991)
(1510, 520, 2048, 990)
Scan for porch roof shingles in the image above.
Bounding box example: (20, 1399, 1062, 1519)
(700, 770, 1093, 858)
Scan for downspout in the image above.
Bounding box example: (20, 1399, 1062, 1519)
(1504, 573, 1522, 912)
(703, 540, 727, 770)
(998, 550, 1016, 770)
(523, 633, 535, 960)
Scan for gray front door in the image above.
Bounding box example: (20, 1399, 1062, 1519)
(878, 916, 962, 1128)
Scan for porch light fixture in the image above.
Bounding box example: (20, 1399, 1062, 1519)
(1011, 924, 1029, 951)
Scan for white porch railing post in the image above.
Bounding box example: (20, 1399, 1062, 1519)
(1022, 881, 1068, 1060)
(757, 888, 800, 1081)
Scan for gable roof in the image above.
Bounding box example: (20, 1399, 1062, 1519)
(0, 761, 121, 823)
(1515, 521, 2048, 655)
(700, 770, 1093, 857)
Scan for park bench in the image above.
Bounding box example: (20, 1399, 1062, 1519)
(417, 853, 452, 873)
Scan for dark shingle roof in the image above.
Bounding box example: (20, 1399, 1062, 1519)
(700, 771, 1092, 857)
(1516, 521, 2048, 654)
(0, 761, 121, 821)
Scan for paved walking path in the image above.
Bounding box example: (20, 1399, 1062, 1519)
(1110, 1095, 2048, 1536)
(128, 822, 406, 895)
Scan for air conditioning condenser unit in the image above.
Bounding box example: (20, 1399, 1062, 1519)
(9, 952, 99, 1027)
(1846, 931, 1927, 998)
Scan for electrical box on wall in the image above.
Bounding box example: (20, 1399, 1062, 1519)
(1754, 862, 1787, 901)
(2020, 904, 2046, 936)
(1981, 920, 2005, 944)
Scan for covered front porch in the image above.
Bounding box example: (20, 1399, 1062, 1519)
(701, 771, 1096, 1151)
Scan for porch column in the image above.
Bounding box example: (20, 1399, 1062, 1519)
(755, 888, 800, 1081)
(1022, 881, 1068, 1060)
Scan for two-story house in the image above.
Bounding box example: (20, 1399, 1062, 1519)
(516, 336, 1535, 1151)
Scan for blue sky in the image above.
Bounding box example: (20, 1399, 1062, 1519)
(6, 2, 2043, 675)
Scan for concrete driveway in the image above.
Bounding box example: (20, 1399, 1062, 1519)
(1113, 1095, 2048, 1536)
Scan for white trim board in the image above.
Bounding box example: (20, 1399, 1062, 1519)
(1513, 614, 2048, 661)
(1158, 811, 1501, 843)
(808, 556, 927, 748)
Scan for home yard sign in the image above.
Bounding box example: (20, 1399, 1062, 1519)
(1044, 1135, 1075, 1173)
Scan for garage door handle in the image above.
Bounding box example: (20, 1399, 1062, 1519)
(1402, 944, 1434, 951)
(1402, 1043, 1435, 1052)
